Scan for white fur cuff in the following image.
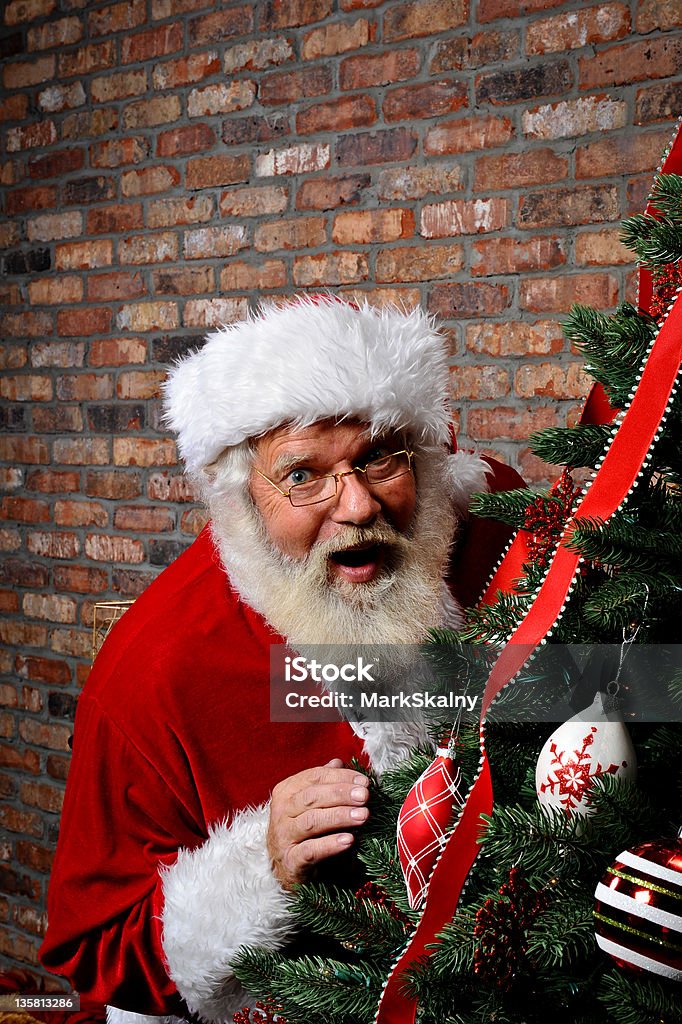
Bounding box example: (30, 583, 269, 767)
(160, 804, 294, 1023)
(106, 1009, 187, 1024)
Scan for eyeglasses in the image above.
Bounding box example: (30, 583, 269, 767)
(256, 450, 414, 507)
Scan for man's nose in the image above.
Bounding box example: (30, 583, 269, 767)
(330, 469, 381, 525)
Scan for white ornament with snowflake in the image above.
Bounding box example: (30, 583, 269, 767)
(536, 692, 637, 818)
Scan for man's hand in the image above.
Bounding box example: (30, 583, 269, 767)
(267, 758, 370, 889)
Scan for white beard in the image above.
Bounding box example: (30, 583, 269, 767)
(208, 449, 461, 647)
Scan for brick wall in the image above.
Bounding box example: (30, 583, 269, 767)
(1, 0, 681, 985)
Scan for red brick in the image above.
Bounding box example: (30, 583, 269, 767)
(0, 619, 48, 647)
(117, 370, 167, 399)
(0, 743, 40, 775)
(87, 205, 144, 238)
(22, 593, 78, 625)
(0, 376, 52, 402)
(32, 406, 83, 433)
(28, 277, 83, 306)
(118, 233, 178, 267)
(55, 239, 112, 271)
(5, 0, 56, 24)
(0, 809, 43, 843)
(6, 120, 57, 152)
(637, 0, 682, 31)
(421, 197, 508, 237)
(153, 50, 221, 89)
(116, 302, 179, 332)
(89, 136, 148, 167)
(384, 0, 467, 41)
(121, 166, 181, 197)
(12, 905, 48, 937)
(383, 80, 467, 122)
(302, 18, 372, 58)
(89, 0, 146, 35)
(518, 185, 619, 228)
(333, 208, 414, 244)
(54, 500, 108, 528)
(61, 107, 119, 141)
(53, 566, 107, 599)
(376, 243, 464, 282)
(89, 338, 147, 367)
(477, 60, 572, 105)
(220, 185, 289, 218)
(430, 29, 518, 71)
(296, 174, 369, 210)
(183, 297, 249, 328)
(147, 195, 214, 228)
(121, 22, 183, 63)
(521, 273, 619, 313)
(181, 508, 210, 536)
(3, 54, 54, 89)
(0, 529, 21, 551)
(522, 95, 627, 139)
(575, 228, 633, 266)
(471, 236, 566, 276)
(0, 557, 49, 587)
(37, 81, 85, 112)
(183, 224, 248, 262)
(20, 685, 43, 713)
(429, 282, 511, 319)
(255, 216, 326, 252)
(256, 142, 330, 176)
(153, 266, 215, 295)
(0, 344, 26, 370)
(86, 272, 145, 304)
(297, 94, 376, 134)
(0, 94, 29, 121)
(91, 69, 147, 104)
(51, 627, 91, 659)
(113, 438, 176, 467)
(186, 154, 250, 190)
(188, 5, 253, 44)
(53, 437, 111, 464)
(122, 95, 182, 130)
(576, 130, 673, 178)
(0, 437, 49, 465)
(0, 497, 50, 523)
(0, 592, 19, 615)
(16, 840, 54, 873)
(224, 37, 295, 72)
(258, 0, 332, 29)
(85, 471, 142, 500)
(147, 473, 197, 504)
(220, 260, 286, 292)
(336, 128, 417, 166)
(19, 719, 72, 751)
(635, 82, 682, 126)
(85, 534, 145, 563)
(475, 148, 568, 190)
(425, 115, 514, 155)
(152, 0, 213, 15)
(56, 308, 112, 339)
(46, 755, 70, 781)
(293, 251, 369, 286)
(187, 81, 256, 117)
(25, 470, 79, 494)
(480, 0, 564, 19)
(515, 362, 592, 401)
(26, 206, 81, 240)
(260, 66, 332, 105)
(5, 184, 57, 216)
(27, 148, 84, 180)
(114, 505, 174, 532)
(157, 123, 216, 158)
(468, 405, 559, 440)
(527, 3, 630, 55)
(449, 365, 511, 400)
(58, 40, 115, 78)
(340, 49, 420, 89)
(1, 312, 53, 338)
(579, 37, 682, 89)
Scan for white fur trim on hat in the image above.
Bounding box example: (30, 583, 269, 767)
(163, 296, 451, 477)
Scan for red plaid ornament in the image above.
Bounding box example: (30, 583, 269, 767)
(397, 745, 464, 910)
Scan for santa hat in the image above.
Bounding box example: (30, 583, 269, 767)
(163, 295, 454, 478)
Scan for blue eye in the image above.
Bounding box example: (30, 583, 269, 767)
(288, 468, 313, 486)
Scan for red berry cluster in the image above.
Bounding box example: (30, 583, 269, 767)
(233, 1000, 285, 1024)
(473, 867, 549, 991)
(355, 881, 411, 926)
(523, 469, 581, 570)
(649, 260, 682, 324)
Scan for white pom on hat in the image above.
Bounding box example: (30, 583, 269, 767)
(163, 295, 452, 477)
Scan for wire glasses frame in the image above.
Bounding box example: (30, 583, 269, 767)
(256, 450, 415, 507)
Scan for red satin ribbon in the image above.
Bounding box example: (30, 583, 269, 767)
(375, 120, 682, 1024)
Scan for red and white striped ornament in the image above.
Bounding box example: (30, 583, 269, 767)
(397, 745, 463, 910)
(594, 829, 682, 982)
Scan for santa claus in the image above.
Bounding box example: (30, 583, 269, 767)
(40, 296, 521, 1023)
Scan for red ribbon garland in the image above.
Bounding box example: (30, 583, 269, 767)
(375, 120, 682, 1024)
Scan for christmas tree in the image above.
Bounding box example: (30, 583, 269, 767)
(231, 161, 682, 1024)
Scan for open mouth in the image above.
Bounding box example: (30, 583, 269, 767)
(329, 543, 384, 583)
